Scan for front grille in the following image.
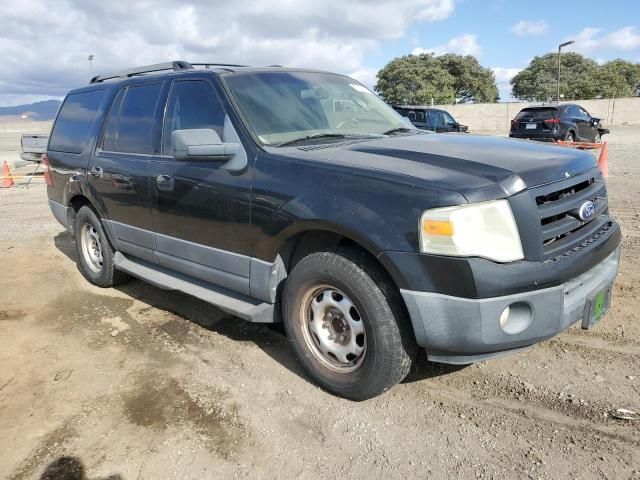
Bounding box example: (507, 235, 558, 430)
(534, 172, 609, 259)
(544, 221, 614, 262)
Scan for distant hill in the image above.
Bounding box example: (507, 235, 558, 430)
(0, 100, 62, 120)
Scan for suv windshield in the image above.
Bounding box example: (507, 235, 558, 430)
(224, 71, 414, 146)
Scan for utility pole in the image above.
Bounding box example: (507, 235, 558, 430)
(557, 41, 574, 102)
(88, 55, 95, 74)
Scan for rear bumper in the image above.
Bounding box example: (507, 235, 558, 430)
(401, 247, 620, 364)
(20, 152, 44, 162)
(509, 132, 558, 142)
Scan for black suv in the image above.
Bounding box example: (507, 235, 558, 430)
(46, 61, 620, 400)
(509, 104, 608, 143)
(394, 106, 468, 133)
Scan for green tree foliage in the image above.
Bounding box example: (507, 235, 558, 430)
(596, 59, 640, 97)
(511, 53, 640, 101)
(374, 53, 498, 104)
(436, 54, 500, 103)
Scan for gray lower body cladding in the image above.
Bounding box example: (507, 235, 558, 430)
(401, 248, 620, 364)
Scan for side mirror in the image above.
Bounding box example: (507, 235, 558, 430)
(591, 117, 600, 125)
(171, 129, 238, 161)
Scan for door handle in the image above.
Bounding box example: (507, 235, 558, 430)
(156, 174, 175, 191)
(89, 166, 103, 177)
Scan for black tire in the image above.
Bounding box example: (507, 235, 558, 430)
(74, 206, 130, 288)
(282, 250, 415, 401)
(564, 131, 575, 142)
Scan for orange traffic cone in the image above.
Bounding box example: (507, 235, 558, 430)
(1, 161, 14, 188)
(598, 142, 608, 177)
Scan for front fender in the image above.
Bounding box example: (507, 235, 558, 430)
(251, 152, 467, 263)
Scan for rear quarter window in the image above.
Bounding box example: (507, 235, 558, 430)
(49, 89, 105, 153)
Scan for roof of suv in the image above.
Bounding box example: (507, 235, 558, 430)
(518, 104, 579, 112)
(88, 60, 333, 85)
(393, 106, 449, 112)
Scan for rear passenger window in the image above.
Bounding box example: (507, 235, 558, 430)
(567, 106, 579, 118)
(162, 81, 226, 154)
(49, 90, 104, 153)
(101, 88, 125, 152)
(102, 83, 162, 155)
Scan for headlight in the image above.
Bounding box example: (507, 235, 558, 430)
(419, 199, 524, 262)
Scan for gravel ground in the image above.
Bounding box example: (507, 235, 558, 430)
(0, 125, 639, 480)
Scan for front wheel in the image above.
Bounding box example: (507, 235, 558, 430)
(282, 251, 415, 400)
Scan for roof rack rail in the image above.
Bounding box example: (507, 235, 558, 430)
(190, 63, 250, 69)
(90, 60, 194, 83)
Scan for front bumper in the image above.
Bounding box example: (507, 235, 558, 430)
(401, 248, 620, 364)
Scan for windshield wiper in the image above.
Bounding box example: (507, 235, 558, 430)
(275, 133, 350, 148)
(275, 132, 384, 148)
(382, 127, 421, 136)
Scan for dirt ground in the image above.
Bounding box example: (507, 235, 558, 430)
(0, 125, 639, 480)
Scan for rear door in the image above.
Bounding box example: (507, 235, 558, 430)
(87, 82, 165, 263)
(577, 106, 596, 141)
(148, 78, 253, 296)
(564, 106, 583, 139)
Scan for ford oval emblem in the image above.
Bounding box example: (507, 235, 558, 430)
(578, 200, 596, 221)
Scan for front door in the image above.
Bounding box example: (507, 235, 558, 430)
(88, 82, 164, 263)
(441, 111, 459, 133)
(148, 79, 253, 296)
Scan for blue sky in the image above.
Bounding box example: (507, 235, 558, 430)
(359, 0, 640, 100)
(1, 0, 639, 105)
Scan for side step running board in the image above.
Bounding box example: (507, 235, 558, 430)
(114, 252, 276, 323)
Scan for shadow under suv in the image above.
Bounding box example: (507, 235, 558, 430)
(45, 61, 620, 400)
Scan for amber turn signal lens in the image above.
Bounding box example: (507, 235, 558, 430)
(423, 220, 454, 236)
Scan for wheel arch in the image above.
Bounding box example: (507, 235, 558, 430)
(65, 194, 93, 235)
(65, 195, 115, 249)
(275, 225, 408, 308)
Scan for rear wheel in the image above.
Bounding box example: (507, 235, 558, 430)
(564, 131, 575, 142)
(74, 206, 130, 288)
(282, 250, 415, 400)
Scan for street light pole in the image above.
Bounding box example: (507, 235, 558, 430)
(557, 41, 574, 102)
(88, 55, 94, 74)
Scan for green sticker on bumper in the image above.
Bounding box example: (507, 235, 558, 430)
(593, 290, 606, 320)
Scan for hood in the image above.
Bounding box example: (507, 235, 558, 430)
(287, 133, 599, 202)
